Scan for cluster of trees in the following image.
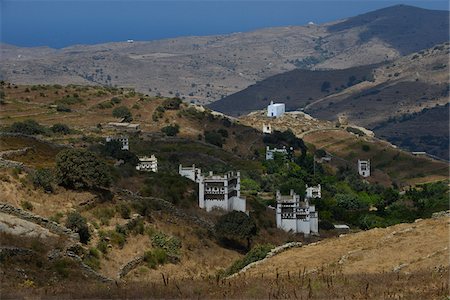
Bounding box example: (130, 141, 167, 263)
(5, 119, 72, 136)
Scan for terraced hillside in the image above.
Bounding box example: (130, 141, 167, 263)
(239, 111, 448, 187)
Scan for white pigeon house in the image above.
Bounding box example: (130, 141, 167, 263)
(267, 101, 285, 118)
(358, 160, 370, 177)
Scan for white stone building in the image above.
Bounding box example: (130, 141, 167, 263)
(305, 184, 321, 199)
(262, 123, 272, 134)
(105, 136, 129, 150)
(267, 101, 285, 118)
(179, 165, 246, 213)
(136, 155, 158, 172)
(178, 164, 202, 183)
(265, 146, 288, 160)
(200, 171, 246, 213)
(276, 190, 318, 236)
(358, 160, 370, 177)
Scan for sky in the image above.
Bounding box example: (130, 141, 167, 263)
(1, 0, 449, 48)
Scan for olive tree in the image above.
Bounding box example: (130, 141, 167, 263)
(55, 149, 112, 190)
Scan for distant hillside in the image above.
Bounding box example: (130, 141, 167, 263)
(209, 64, 378, 116)
(374, 103, 449, 160)
(1, 5, 448, 104)
(213, 43, 450, 159)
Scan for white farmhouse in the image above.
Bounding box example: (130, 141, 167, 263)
(105, 136, 129, 150)
(358, 160, 370, 177)
(136, 155, 158, 172)
(267, 101, 285, 118)
(276, 190, 318, 236)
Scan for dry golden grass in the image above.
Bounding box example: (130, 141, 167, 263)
(243, 216, 449, 277)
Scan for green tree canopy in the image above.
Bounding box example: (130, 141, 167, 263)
(112, 106, 132, 122)
(215, 211, 257, 249)
(56, 148, 112, 190)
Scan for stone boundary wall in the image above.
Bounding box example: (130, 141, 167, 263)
(0, 246, 35, 258)
(227, 242, 302, 279)
(117, 255, 145, 279)
(66, 251, 114, 283)
(117, 189, 215, 231)
(0, 202, 79, 241)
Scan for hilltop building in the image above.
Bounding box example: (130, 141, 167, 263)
(358, 160, 370, 177)
(276, 190, 318, 236)
(305, 184, 321, 199)
(267, 101, 285, 118)
(136, 155, 158, 172)
(266, 146, 289, 160)
(105, 136, 129, 150)
(262, 123, 272, 134)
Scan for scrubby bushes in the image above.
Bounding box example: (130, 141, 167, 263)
(31, 168, 54, 192)
(112, 106, 132, 122)
(204, 131, 224, 147)
(162, 98, 182, 110)
(8, 119, 46, 135)
(215, 211, 257, 250)
(51, 123, 71, 135)
(222, 244, 273, 277)
(161, 124, 180, 136)
(66, 212, 90, 244)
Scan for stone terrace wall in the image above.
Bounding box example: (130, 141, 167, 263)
(0, 202, 79, 241)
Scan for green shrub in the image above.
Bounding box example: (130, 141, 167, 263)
(56, 149, 112, 190)
(117, 203, 131, 219)
(20, 200, 33, 211)
(31, 168, 54, 192)
(126, 218, 144, 235)
(49, 212, 64, 224)
(51, 123, 71, 135)
(204, 131, 223, 147)
(65, 212, 90, 244)
(162, 98, 182, 110)
(215, 211, 257, 249)
(56, 104, 71, 112)
(9, 119, 46, 135)
(223, 244, 273, 277)
(97, 101, 114, 109)
(92, 207, 116, 225)
(57, 96, 83, 105)
(112, 106, 132, 122)
(97, 240, 108, 254)
(217, 128, 229, 138)
(110, 97, 122, 105)
(144, 248, 168, 269)
(151, 232, 181, 256)
(161, 124, 180, 136)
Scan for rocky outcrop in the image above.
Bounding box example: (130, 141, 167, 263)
(0, 202, 79, 240)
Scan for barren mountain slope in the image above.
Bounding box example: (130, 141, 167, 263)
(1, 5, 448, 104)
